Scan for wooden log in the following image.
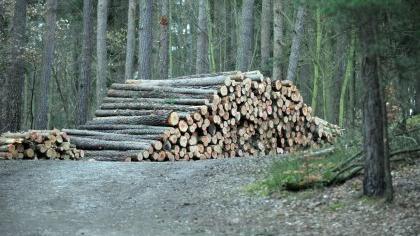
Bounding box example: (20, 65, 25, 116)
(68, 133, 157, 143)
(100, 102, 204, 113)
(102, 97, 209, 106)
(107, 89, 213, 100)
(0, 152, 12, 159)
(84, 150, 141, 161)
(95, 109, 158, 117)
(0, 138, 24, 144)
(78, 124, 170, 131)
(88, 112, 179, 126)
(126, 74, 240, 87)
(110, 83, 216, 94)
(69, 136, 150, 150)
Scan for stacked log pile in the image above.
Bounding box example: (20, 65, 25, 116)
(0, 129, 83, 160)
(65, 71, 341, 162)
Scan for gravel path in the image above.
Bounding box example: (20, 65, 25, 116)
(0, 157, 418, 236)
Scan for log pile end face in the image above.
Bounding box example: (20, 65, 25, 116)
(0, 129, 83, 160)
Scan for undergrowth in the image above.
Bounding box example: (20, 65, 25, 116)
(247, 137, 359, 195)
(247, 119, 420, 195)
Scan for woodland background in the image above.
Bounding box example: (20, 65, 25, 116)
(0, 0, 419, 133)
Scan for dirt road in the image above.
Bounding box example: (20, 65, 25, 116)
(0, 157, 418, 236)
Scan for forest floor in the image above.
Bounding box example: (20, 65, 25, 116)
(0, 156, 418, 236)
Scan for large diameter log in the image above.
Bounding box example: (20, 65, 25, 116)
(78, 124, 170, 131)
(84, 150, 141, 161)
(109, 84, 216, 95)
(87, 112, 179, 126)
(63, 129, 163, 139)
(100, 102, 205, 113)
(69, 136, 150, 151)
(170, 71, 241, 79)
(67, 133, 157, 143)
(102, 97, 209, 106)
(125, 75, 233, 87)
(107, 89, 213, 99)
(95, 109, 157, 117)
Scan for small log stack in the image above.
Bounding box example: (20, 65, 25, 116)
(65, 71, 341, 162)
(0, 129, 83, 160)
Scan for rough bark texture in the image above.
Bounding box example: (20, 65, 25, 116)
(159, 0, 169, 79)
(0, 0, 5, 131)
(69, 136, 149, 151)
(272, 0, 283, 81)
(78, 124, 170, 131)
(124, 0, 136, 81)
(96, 0, 109, 106)
(415, 77, 420, 115)
(77, 0, 94, 125)
(3, 0, 27, 132)
(286, 5, 305, 82)
(138, 0, 153, 80)
(236, 0, 255, 71)
(35, 0, 57, 129)
(196, 0, 209, 74)
(360, 15, 393, 200)
(260, 0, 271, 76)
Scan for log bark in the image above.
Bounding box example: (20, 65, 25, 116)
(78, 124, 170, 131)
(100, 102, 204, 113)
(64, 129, 158, 142)
(107, 89, 212, 99)
(84, 150, 140, 161)
(88, 113, 179, 126)
(95, 109, 157, 117)
(111, 83, 216, 94)
(69, 136, 150, 150)
(102, 97, 209, 106)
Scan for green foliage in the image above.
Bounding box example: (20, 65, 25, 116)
(247, 131, 363, 194)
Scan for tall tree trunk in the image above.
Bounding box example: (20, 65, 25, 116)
(285, 5, 305, 82)
(272, 0, 283, 81)
(96, 0, 109, 106)
(360, 14, 393, 201)
(236, 0, 255, 71)
(260, 0, 271, 76)
(2, 0, 27, 132)
(124, 0, 136, 81)
(207, 0, 216, 73)
(196, 0, 208, 74)
(214, 0, 226, 71)
(77, 0, 94, 125)
(415, 77, 420, 115)
(339, 30, 355, 127)
(35, 0, 57, 129)
(0, 0, 6, 131)
(138, 0, 153, 80)
(311, 8, 321, 115)
(226, 0, 236, 70)
(158, 0, 169, 79)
